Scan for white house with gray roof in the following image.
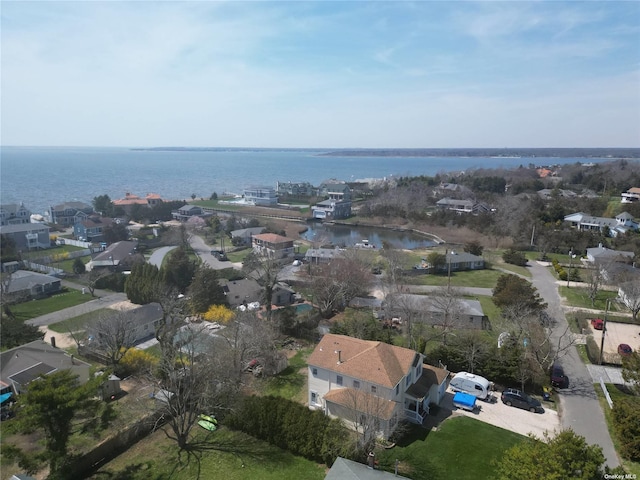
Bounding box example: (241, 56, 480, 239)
(564, 212, 638, 237)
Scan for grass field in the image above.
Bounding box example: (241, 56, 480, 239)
(259, 348, 311, 403)
(375, 415, 525, 480)
(407, 268, 505, 288)
(86, 427, 327, 480)
(9, 289, 95, 321)
(47, 308, 112, 333)
(558, 286, 625, 312)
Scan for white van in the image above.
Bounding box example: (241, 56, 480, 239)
(449, 372, 491, 400)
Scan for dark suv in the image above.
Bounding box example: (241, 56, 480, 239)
(501, 388, 542, 413)
(550, 363, 568, 388)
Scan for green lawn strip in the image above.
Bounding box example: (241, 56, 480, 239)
(558, 287, 624, 312)
(407, 268, 503, 288)
(9, 289, 95, 322)
(87, 426, 326, 480)
(225, 248, 252, 263)
(594, 384, 640, 477)
(47, 308, 112, 333)
(376, 416, 524, 480)
(470, 295, 501, 324)
(261, 348, 312, 402)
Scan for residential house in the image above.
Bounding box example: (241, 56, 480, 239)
(564, 212, 639, 237)
(243, 186, 278, 206)
(87, 240, 138, 270)
(586, 244, 635, 264)
(85, 303, 164, 348)
(325, 457, 410, 480)
(419, 251, 484, 273)
(221, 277, 295, 308)
(305, 247, 343, 264)
(113, 192, 164, 214)
(0, 203, 32, 226)
(230, 227, 266, 246)
(307, 334, 449, 439)
(4, 270, 62, 301)
(313, 182, 352, 219)
(49, 201, 94, 226)
(172, 204, 204, 221)
(252, 233, 295, 259)
(276, 181, 315, 197)
(585, 244, 636, 283)
(0, 223, 51, 251)
(384, 294, 489, 330)
(73, 215, 116, 242)
(435, 198, 490, 214)
(0, 340, 91, 396)
(621, 187, 640, 204)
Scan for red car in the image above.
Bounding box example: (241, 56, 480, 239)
(618, 344, 633, 356)
(591, 318, 604, 330)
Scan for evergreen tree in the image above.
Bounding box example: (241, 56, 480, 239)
(162, 247, 196, 293)
(125, 263, 161, 304)
(188, 265, 227, 314)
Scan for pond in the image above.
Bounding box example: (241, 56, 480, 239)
(300, 223, 436, 250)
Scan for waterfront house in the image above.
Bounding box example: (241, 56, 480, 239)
(308, 334, 448, 439)
(0, 203, 32, 226)
(313, 182, 352, 219)
(276, 181, 315, 197)
(49, 201, 94, 226)
(435, 198, 490, 214)
(0, 340, 91, 397)
(252, 233, 295, 259)
(0, 223, 51, 251)
(305, 247, 343, 264)
(243, 186, 278, 206)
(171, 204, 203, 221)
(564, 212, 638, 237)
(113, 192, 164, 214)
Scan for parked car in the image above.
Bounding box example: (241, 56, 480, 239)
(618, 344, 633, 356)
(550, 363, 568, 388)
(501, 388, 542, 413)
(591, 318, 604, 330)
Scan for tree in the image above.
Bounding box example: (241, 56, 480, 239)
(162, 246, 196, 293)
(502, 248, 528, 266)
(331, 308, 384, 341)
(0, 234, 19, 263)
(125, 263, 162, 304)
(203, 304, 235, 324)
(464, 240, 484, 257)
(14, 370, 106, 477)
(93, 194, 114, 217)
(492, 274, 547, 313)
(426, 251, 447, 272)
(495, 429, 605, 480)
(103, 222, 129, 244)
(619, 279, 640, 321)
(187, 265, 226, 314)
(243, 252, 281, 321)
(72, 257, 86, 274)
(584, 266, 602, 307)
(426, 286, 465, 345)
(0, 315, 44, 349)
(210, 192, 218, 200)
(612, 397, 640, 461)
(86, 310, 139, 369)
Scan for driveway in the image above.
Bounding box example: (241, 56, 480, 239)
(442, 388, 560, 438)
(188, 234, 243, 270)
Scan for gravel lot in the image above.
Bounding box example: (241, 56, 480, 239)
(443, 387, 560, 439)
(589, 321, 640, 364)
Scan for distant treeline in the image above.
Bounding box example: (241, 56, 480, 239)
(320, 148, 640, 158)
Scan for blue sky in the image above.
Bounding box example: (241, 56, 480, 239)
(2, 1, 639, 148)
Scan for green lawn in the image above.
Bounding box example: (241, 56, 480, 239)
(47, 308, 112, 333)
(558, 286, 626, 313)
(225, 248, 252, 263)
(260, 348, 311, 402)
(375, 416, 524, 480)
(87, 426, 326, 480)
(9, 289, 95, 321)
(407, 268, 504, 288)
(594, 384, 640, 477)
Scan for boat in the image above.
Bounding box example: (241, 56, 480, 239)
(354, 239, 375, 249)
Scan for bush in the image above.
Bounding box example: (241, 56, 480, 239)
(95, 273, 126, 292)
(558, 269, 568, 281)
(612, 397, 640, 461)
(502, 249, 528, 267)
(226, 395, 351, 465)
(585, 336, 600, 364)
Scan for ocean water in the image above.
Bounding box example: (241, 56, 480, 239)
(0, 146, 624, 216)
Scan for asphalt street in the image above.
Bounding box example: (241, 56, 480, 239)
(528, 261, 620, 468)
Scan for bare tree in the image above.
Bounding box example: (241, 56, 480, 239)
(341, 388, 393, 450)
(585, 266, 603, 307)
(426, 287, 464, 345)
(243, 252, 281, 321)
(618, 279, 640, 321)
(85, 309, 139, 367)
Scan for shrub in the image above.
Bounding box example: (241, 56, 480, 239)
(612, 397, 640, 461)
(585, 336, 600, 364)
(118, 348, 158, 377)
(502, 249, 528, 267)
(558, 269, 568, 281)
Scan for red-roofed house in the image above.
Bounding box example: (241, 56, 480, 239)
(307, 334, 448, 439)
(113, 192, 164, 214)
(252, 233, 295, 259)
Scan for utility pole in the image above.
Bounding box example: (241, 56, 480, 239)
(599, 298, 611, 365)
(567, 248, 575, 288)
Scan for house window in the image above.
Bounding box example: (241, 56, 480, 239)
(312, 368, 317, 376)
(395, 384, 400, 395)
(353, 380, 360, 389)
(405, 373, 411, 386)
(337, 375, 343, 386)
(310, 391, 318, 405)
(371, 385, 377, 394)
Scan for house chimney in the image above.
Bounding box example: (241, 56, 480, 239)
(50, 336, 56, 348)
(336, 350, 342, 364)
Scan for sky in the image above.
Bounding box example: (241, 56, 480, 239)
(1, 1, 639, 148)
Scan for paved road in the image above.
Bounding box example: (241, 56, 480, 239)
(188, 234, 243, 270)
(528, 261, 619, 468)
(148, 245, 176, 267)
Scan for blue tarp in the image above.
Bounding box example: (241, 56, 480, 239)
(0, 392, 13, 404)
(453, 392, 476, 410)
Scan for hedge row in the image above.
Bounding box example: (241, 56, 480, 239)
(612, 397, 640, 461)
(225, 395, 352, 465)
(552, 259, 568, 281)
